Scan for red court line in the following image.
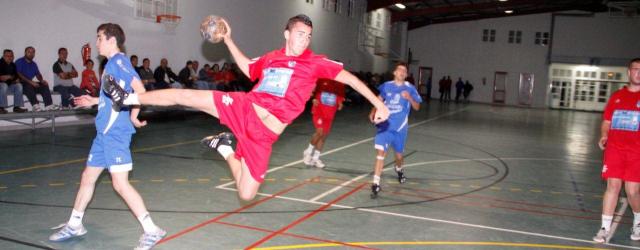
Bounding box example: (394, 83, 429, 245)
(245, 182, 370, 249)
(215, 221, 372, 249)
(158, 178, 316, 245)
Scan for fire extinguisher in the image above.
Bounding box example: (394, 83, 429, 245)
(81, 43, 91, 66)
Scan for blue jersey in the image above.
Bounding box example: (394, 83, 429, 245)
(377, 81, 422, 132)
(96, 53, 139, 135)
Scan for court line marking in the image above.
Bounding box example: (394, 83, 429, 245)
(252, 241, 610, 250)
(216, 108, 468, 189)
(0, 140, 200, 175)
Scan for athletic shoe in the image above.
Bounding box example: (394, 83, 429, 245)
(48, 223, 87, 242)
(102, 74, 127, 111)
(632, 224, 640, 241)
(593, 227, 610, 243)
(370, 184, 381, 199)
(134, 228, 167, 250)
(303, 149, 313, 165)
(395, 168, 406, 184)
(33, 104, 42, 112)
(13, 107, 27, 113)
(0, 107, 6, 114)
(313, 159, 325, 168)
(45, 104, 60, 111)
(201, 132, 235, 151)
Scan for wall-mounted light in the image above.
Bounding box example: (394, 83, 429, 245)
(505, 10, 514, 14)
(395, 3, 406, 9)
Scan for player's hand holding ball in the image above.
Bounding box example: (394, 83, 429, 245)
(200, 15, 228, 44)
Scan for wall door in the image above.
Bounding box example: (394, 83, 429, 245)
(417, 67, 433, 99)
(493, 71, 507, 103)
(518, 73, 534, 106)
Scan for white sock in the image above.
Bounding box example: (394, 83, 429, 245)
(602, 214, 613, 231)
(634, 212, 640, 226)
(395, 165, 403, 172)
(373, 175, 381, 185)
(123, 93, 140, 105)
(138, 213, 159, 233)
(312, 150, 321, 161)
(68, 209, 84, 228)
(305, 144, 314, 153)
(217, 145, 234, 160)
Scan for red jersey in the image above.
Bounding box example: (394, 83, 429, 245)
(313, 78, 345, 114)
(80, 68, 100, 96)
(247, 48, 343, 124)
(603, 86, 640, 151)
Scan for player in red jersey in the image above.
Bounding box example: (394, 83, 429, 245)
(593, 58, 640, 243)
(104, 14, 389, 201)
(303, 78, 345, 168)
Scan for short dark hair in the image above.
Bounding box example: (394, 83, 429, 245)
(630, 58, 640, 69)
(97, 23, 126, 49)
(394, 61, 408, 70)
(130, 55, 138, 60)
(3, 49, 12, 54)
(142, 58, 149, 63)
(24, 46, 34, 53)
(86, 59, 94, 65)
(285, 14, 312, 31)
(58, 47, 67, 54)
(186, 60, 193, 66)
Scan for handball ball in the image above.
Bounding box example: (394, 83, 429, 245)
(200, 15, 227, 43)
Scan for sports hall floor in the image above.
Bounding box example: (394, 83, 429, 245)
(0, 101, 636, 250)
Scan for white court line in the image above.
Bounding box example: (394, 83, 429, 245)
(310, 174, 369, 201)
(215, 108, 468, 189)
(608, 197, 628, 243)
(217, 185, 640, 250)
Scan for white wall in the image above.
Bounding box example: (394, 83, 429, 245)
(0, 0, 385, 86)
(408, 14, 551, 107)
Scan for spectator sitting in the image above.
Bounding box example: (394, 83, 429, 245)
(178, 60, 195, 89)
(16, 46, 58, 111)
(52, 47, 83, 109)
(80, 59, 100, 97)
(130, 54, 142, 74)
(153, 58, 181, 89)
(196, 63, 216, 90)
(191, 60, 200, 88)
(220, 62, 237, 91)
(138, 58, 156, 91)
(0, 49, 27, 113)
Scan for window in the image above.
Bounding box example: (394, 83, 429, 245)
(508, 30, 522, 44)
(323, 0, 339, 13)
(482, 29, 496, 42)
(535, 32, 549, 46)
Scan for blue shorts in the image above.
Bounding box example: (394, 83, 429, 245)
(87, 133, 133, 172)
(374, 128, 407, 153)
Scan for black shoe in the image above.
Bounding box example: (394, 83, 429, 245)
(0, 107, 6, 114)
(396, 168, 406, 184)
(102, 74, 127, 111)
(13, 107, 27, 113)
(201, 132, 235, 151)
(370, 184, 381, 199)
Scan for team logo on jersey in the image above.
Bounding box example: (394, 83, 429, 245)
(222, 94, 234, 106)
(615, 99, 620, 103)
(602, 164, 608, 173)
(636, 100, 640, 108)
(288, 60, 296, 68)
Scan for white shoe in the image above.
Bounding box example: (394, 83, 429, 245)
(593, 227, 611, 243)
(49, 223, 87, 242)
(303, 150, 314, 165)
(135, 228, 167, 250)
(632, 224, 640, 241)
(33, 104, 42, 112)
(313, 159, 325, 168)
(45, 104, 60, 111)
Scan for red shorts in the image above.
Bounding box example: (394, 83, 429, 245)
(311, 104, 337, 134)
(602, 146, 640, 182)
(212, 91, 279, 183)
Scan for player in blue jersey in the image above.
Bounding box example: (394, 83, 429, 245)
(48, 23, 165, 250)
(369, 62, 422, 198)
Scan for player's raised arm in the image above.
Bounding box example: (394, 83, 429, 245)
(334, 70, 389, 123)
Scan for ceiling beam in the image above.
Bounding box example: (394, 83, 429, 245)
(392, 0, 546, 22)
(406, 4, 604, 30)
(367, 0, 423, 12)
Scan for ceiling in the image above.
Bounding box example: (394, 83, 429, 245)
(367, 0, 638, 30)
